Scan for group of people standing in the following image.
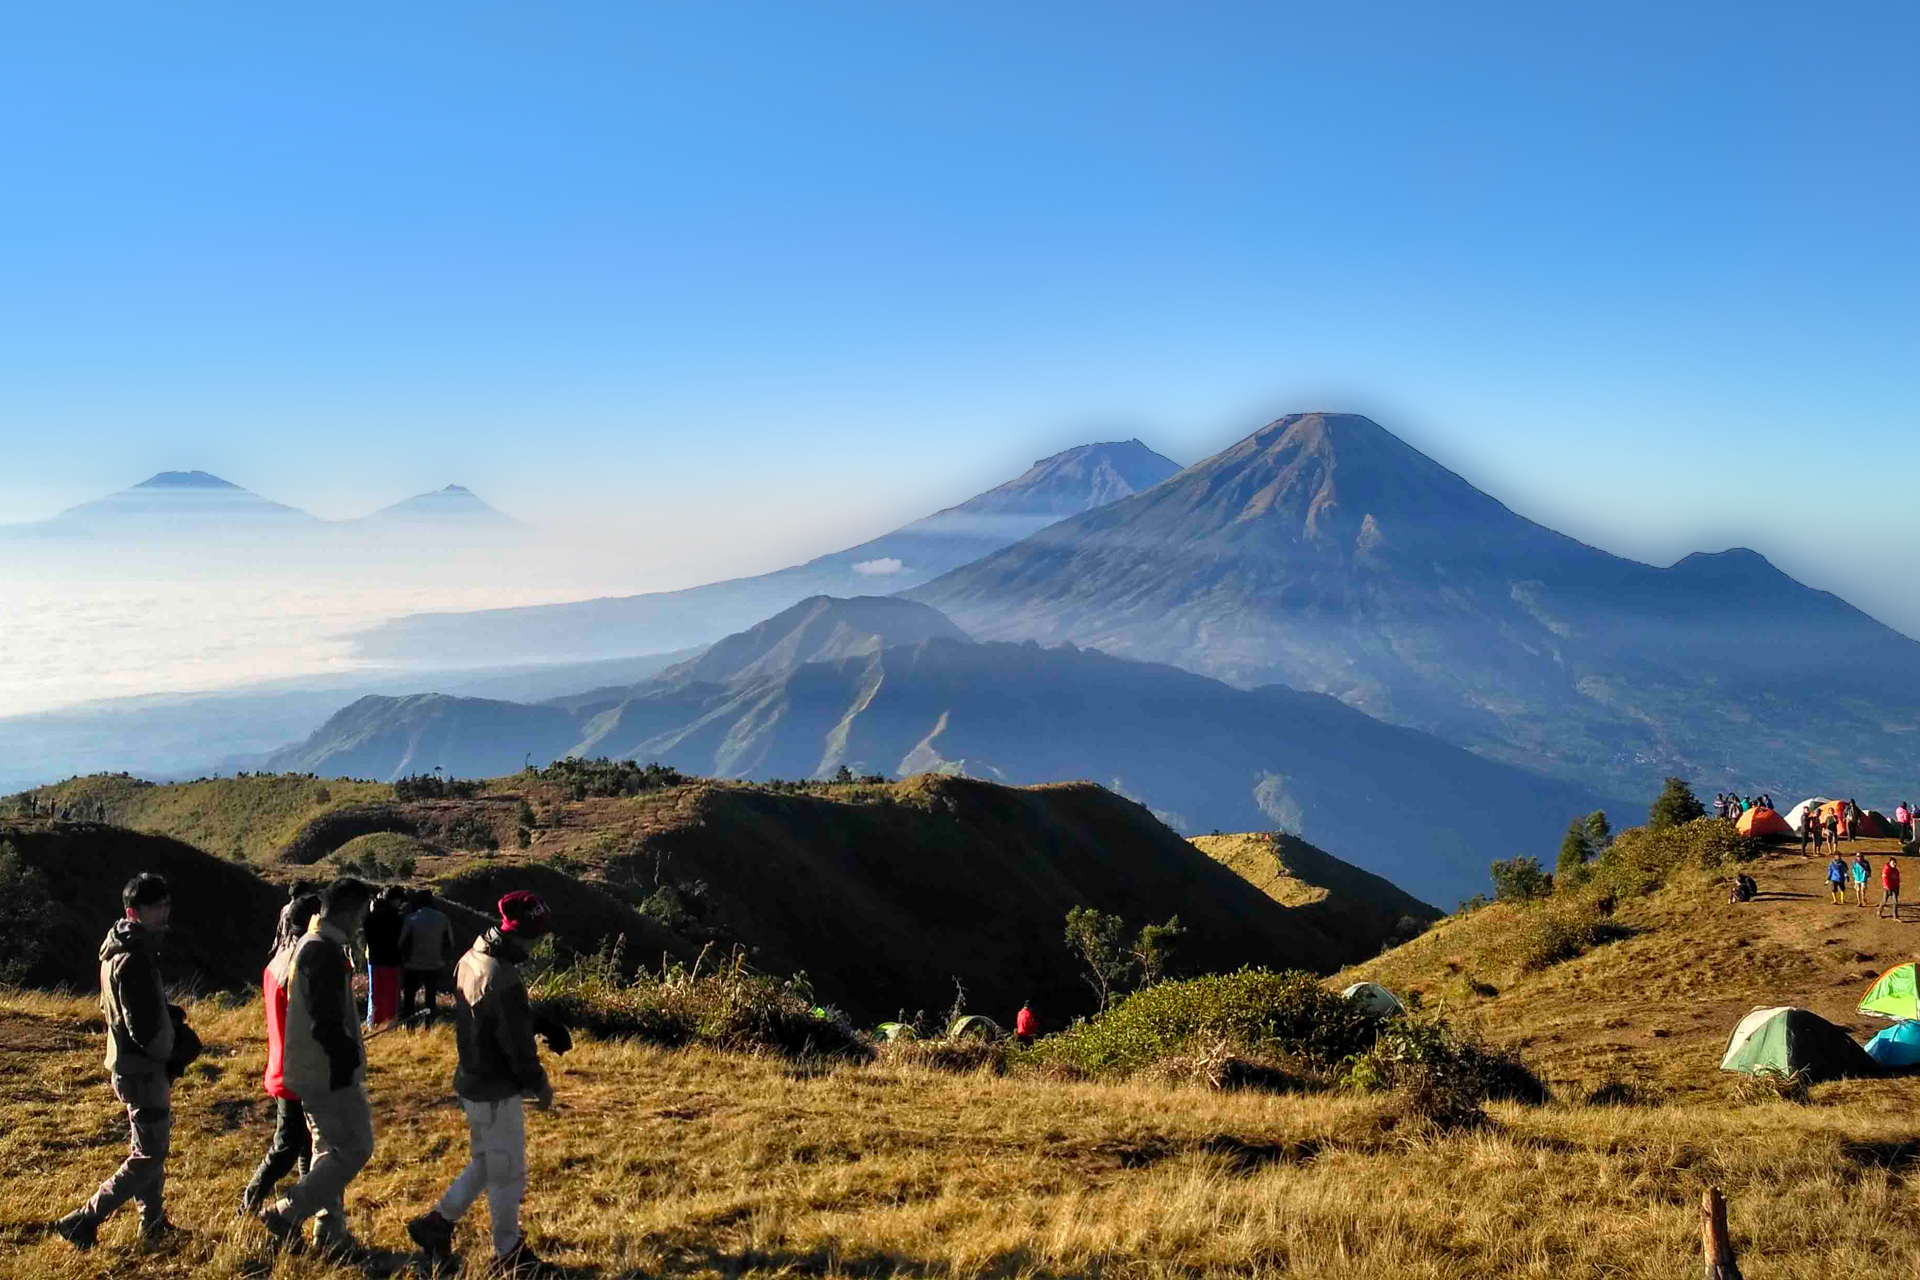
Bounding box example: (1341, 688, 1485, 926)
(53, 872, 565, 1274)
(1825, 850, 1903, 918)
(1714, 792, 1777, 818)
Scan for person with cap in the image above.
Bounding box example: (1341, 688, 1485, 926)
(52, 873, 192, 1252)
(408, 891, 557, 1274)
(398, 888, 457, 1025)
(258, 877, 379, 1259)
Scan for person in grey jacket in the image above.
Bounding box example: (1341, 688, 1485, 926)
(397, 889, 457, 1024)
(258, 877, 377, 1259)
(407, 891, 556, 1274)
(53, 874, 189, 1251)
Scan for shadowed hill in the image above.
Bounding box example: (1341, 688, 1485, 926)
(0, 822, 286, 991)
(348, 439, 1181, 666)
(9, 768, 1389, 1023)
(907, 411, 1920, 799)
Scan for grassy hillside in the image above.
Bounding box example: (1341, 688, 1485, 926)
(20, 772, 389, 863)
(5, 985, 1919, 1277)
(1193, 832, 1442, 956)
(1336, 835, 1918, 1096)
(6, 768, 1381, 1024)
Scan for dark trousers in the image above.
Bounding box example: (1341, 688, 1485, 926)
(400, 969, 443, 1022)
(243, 1096, 312, 1208)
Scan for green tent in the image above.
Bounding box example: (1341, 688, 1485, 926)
(948, 1014, 1005, 1041)
(1859, 963, 1919, 1021)
(877, 1022, 918, 1042)
(1720, 1006, 1877, 1082)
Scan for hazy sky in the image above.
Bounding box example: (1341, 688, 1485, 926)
(1, 4, 1914, 630)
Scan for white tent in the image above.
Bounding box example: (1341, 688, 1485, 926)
(1785, 797, 1834, 834)
(1341, 981, 1407, 1018)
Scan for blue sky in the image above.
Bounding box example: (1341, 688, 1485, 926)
(1, 4, 1914, 628)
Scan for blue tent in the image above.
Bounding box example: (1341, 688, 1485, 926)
(1864, 1020, 1920, 1068)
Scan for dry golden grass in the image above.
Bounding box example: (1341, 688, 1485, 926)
(6, 985, 1920, 1279)
(1336, 838, 1920, 1098)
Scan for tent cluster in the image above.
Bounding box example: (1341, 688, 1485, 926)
(1721, 963, 1920, 1082)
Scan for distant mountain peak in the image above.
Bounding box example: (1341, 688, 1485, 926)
(133, 470, 241, 490)
(949, 438, 1182, 519)
(441, 484, 471, 494)
(359, 484, 513, 525)
(656, 594, 970, 688)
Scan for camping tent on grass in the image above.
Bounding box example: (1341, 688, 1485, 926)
(1341, 981, 1407, 1017)
(1859, 963, 1919, 1021)
(948, 1015, 1005, 1041)
(1785, 798, 1834, 833)
(1857, 810, 1896, 838)
(1864, 1021, 1920, 1068)
(1737, 807, 1795, 840)
(1720, 1006, 1877, 1082)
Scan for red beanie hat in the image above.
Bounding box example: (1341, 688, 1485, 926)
(497, 891, 552, 936)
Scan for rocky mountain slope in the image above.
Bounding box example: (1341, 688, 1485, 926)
(347, 439, 1182, 666)
(264, 597, 1628, 905)
(908, 412, 1920, 798)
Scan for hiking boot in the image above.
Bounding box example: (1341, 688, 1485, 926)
(52, 1210, 98, 1252)
(492, 1235, 548, 1276)
(313, 1228, 369, 1264)
(257, 1204, 303, 1253)
(407, 1209, 456, 1260)
(139, 1217, 193, 1249)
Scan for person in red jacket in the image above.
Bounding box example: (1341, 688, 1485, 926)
(1880, 857, 1902, 921)
(240, 892, 321, 1216)
(1014, 1002, 1037, 1047)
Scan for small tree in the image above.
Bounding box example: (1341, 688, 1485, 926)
(1584, 810, 1612, 851)
(1131, 915, 1185, 987)
(1647, 777, 1706, 830)
(831, 765, 854, 784)
(1064, 906, 1132, 1011)
(1490, 855, 1553, 903)
(1556, 819, 1593, 890)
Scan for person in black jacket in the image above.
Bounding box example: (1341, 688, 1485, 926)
(54, 874, 190, 1252)
(363, 886, 407, 1029)
(407, 891, 556, 1273)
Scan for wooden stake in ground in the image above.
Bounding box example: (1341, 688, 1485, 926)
(1701, 1187, 1742, 1280)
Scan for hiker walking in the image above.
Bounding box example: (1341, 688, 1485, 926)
(398, 889, 456, 1024)
(240, 891, 321, 1216)
(53, 874, 194, 1252)
(1828, 855, 1848, 905)
(1881, 857, 1902, 921)
(1015, 1002, 1037, 1048)
(258, 878, 379, 1258)
(407, 892, 557, 1274)
(1898, 802, 1913, 844)
(364, 886, 407, 1030)
(1854, 852, 1873, 907)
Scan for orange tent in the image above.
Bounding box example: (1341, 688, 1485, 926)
(1737, 806, 1795, 840)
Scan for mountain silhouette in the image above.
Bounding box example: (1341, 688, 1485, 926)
(19, 470, 320, 536)
(268, 596, 1629, 906)
(349, 438, 1182, 666)
(355, 484, 515, 526)
(908, 412, 1920, 797)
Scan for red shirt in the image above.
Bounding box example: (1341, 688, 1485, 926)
(1015, 1007, 1036, 1037)
(261, 948, 298, 1100)
(1885, 864, 1901, 892)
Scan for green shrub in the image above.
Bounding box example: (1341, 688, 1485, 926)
(1647, 776, 1707, 830)
(1342, 1016, 1549, 1109)
(1491, 856, 1553, 903)
(526, 940, 868, 1060)
(1032, 968, 1378, 1075)
(0, 841, 60, 985)
(1589, 816, 1754, 900)
(1504, 902, 1626, 973)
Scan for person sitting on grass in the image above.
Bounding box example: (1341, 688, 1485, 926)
(1828, 855, 1848, 905)
(407, 891, 557, 1276)
(1854, 852, 1873, 906)
(1880, 857, 1902, 921)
